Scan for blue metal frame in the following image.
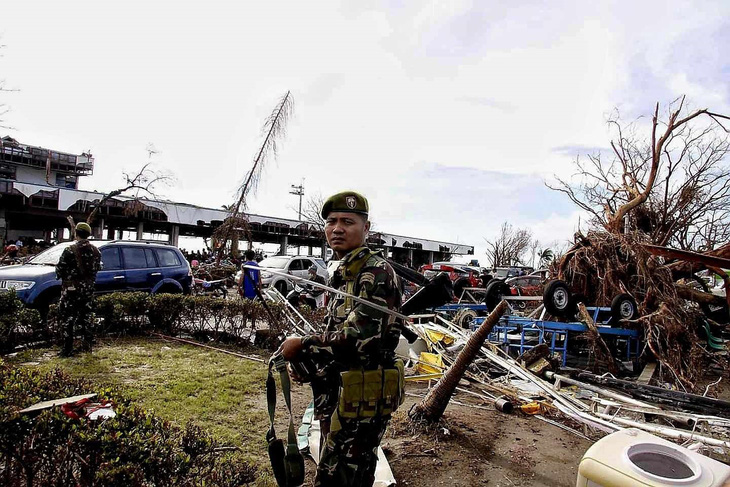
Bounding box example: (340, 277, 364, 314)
(467, 310, 642, 366)
(435, 303, 490, 313)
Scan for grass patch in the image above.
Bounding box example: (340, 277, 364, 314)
(10, 337, 277, 486)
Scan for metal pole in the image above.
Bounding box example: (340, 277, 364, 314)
(244, 265, 411, 322)
(289, 182, 304, 221)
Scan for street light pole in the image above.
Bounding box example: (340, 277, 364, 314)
(290, 182, 304, 220)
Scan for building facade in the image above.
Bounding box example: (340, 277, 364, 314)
(0, 136, 473, 264)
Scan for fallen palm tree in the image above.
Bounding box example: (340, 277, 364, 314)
(409, 300, 508, 424)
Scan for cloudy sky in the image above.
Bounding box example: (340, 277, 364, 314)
(2, 1, 729, 262)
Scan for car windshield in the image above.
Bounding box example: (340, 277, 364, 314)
(27, 240, 105, 265)
(259, 256, 290, 269)
(27, 242, 75, 265)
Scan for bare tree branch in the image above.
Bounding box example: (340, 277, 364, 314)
(550, 98, 730, 250)
(86, 162, 172, 225)
(484, 221, 534, 267)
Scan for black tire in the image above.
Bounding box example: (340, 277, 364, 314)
(454, 308, 478, 329)
(485, 279, 510, 311)
(480, 274, 493, 288)
(611, 293, 638, 321)
(155, 285, 182, 295)
(543, 280, 572, 317)
(35, 288, 61, 324)
(453, 278, 470, 299)
(567, 293, 587, 321)
(274, 280, 289, 295)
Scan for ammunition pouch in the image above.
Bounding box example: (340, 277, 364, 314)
(337, 359, 405, 419)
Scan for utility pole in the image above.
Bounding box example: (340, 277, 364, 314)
(290, 181, 304, 220)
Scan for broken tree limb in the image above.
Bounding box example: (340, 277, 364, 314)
(577, 302, 618, 375)
(643, 244, 730, 270)
(675, 284, 727, 307)
(667, 241, 730, 275)
(707, 265, 730, 312)
(408, 300, 508, 424)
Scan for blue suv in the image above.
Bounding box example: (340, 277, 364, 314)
(0, 240, 192, 315)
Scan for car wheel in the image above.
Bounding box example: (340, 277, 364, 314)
(543, 280, 572, 317)
(485, 279, 510, 311)
(453, 308, 478, 329)
(36, 289, 61, 324)
(611, 293, 638, 322)
(274, 280, 288, 295)
(155, 285, 182, 295)
(480, 274, 493, 288)
(453, 278, 471, 300)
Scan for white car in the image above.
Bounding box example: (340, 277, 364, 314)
(256, 255, 327, 294)
(326, 259, 341, 279)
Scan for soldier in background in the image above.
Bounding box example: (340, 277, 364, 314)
(281, 191, 404, 487)
(56, 222, 101, 357)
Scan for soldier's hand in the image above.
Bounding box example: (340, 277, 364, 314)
(281, 337, 303, 361)
(287, 362, 305, 383)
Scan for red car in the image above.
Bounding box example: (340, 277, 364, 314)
(419, 262, 485, 299)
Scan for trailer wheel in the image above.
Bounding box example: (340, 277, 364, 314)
(454, 308, 478, 329)
(480, 274, 493, 288)
(543, 280, 571, 317)
(611, 293, 638, 321)
(568, 293, 587, 321)
(485, 279, 510, 311)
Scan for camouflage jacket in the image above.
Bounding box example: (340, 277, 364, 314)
(301, 246, 402, 370)
(56, 239, 102, 290)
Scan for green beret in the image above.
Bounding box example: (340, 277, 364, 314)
(75, 222, 92, 234)
(321, 191, 369, 219)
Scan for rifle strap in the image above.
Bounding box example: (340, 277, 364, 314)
(267, 353, 305, 487)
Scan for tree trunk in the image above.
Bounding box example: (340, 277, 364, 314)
(577, 303, 618, 374)
(409, 300, 508, 423)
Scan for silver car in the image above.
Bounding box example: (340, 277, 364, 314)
(256, 255, 327, 294)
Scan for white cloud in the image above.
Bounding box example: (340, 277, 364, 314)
(1, 0, 729, 254)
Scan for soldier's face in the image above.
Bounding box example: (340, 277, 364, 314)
(325, 212, 370, 257)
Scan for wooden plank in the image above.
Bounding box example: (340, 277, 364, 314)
(20, 393, 96, 414)
(636, 362, 657, 385)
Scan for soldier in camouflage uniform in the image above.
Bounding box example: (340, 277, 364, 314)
(281, 191, 403, 487)
(56, 222, 101, 357)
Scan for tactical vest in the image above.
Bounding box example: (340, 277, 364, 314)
(332, 247, 406, 419)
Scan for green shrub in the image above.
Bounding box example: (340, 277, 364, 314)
(8, 290, 318, 352)
(0, 360, 257, 486)
(0, 291, 40, 353)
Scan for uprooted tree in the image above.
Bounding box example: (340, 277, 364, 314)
(549, 97, 730, 389)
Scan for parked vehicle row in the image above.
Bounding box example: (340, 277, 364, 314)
(0, 240, 192, 317)
(240, 255, 327, 295)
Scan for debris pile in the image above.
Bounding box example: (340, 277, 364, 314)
(557, 230, 727, 389)
(399, 308, 730, 463)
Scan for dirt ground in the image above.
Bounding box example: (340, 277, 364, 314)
(282, 381, 592, 487)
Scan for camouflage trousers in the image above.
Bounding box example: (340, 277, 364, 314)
(315, 410, 390, 487)
(58, 289, 94, 355)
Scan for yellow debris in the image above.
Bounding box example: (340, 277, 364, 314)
(416, 352, 444, 376)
